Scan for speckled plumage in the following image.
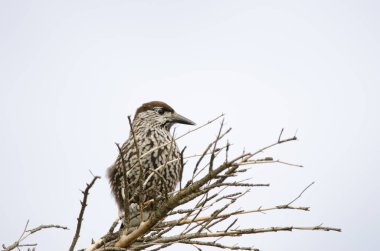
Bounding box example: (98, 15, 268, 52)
(107, 101, 195, 212)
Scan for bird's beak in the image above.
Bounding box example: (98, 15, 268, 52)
(172, 112, 196, 125)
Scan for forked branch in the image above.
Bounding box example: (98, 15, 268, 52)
(3, 220, 67, 251)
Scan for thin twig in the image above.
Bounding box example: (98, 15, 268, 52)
(127, 116, 145, 222)
(209, 119, 226, 172)
(3, 221, 67, 251)
(179, 240, 258, 251)
(285, 182, 315, 206)
(179, 146, 187, 190)
(115, 143, 130, 227)
(69, 174, 100, 251)
(141, 225, 341, 246)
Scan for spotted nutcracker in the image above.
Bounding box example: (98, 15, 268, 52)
(107, 101, 195, 219)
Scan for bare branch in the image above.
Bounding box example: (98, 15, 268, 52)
(69, 174, 100, 251)
(179, 240, 258, 251)
(141, 225, 341, 246)
(80, 119, 340, 251)
(127, 115, 145, 222)
(278, 128, 284, 142)
(209, 119, 226, 172)
(285, 182, 315, 206)
(115, 143, 130, 227)
(3, 221, 67, 251)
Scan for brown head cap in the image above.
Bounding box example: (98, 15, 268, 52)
(135, 101, 175, 118)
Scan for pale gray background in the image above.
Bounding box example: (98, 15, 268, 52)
(1, 1, 379, 250)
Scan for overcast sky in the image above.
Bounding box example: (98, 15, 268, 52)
(1, 1, 379, 250)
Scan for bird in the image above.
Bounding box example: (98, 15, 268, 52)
(107, 101, 195, 223)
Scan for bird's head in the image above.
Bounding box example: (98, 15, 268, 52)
(134, 101, 195, 130)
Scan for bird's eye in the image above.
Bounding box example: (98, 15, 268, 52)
(158, 109, 165, 115)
